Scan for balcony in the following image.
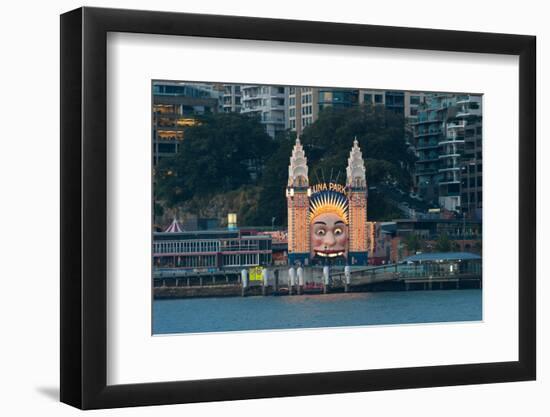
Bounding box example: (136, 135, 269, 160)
(415, 168, 438, 175)
(439, 138, 465, 146)
(416, 157, 439, 164)
(447, 120, 466, 128)
(415, 129, 441, 137)
(416, 141, 439, 150)
(261, 118, 285, 125)
(456, 109, 482, 118)
(439, 167, 460, 173)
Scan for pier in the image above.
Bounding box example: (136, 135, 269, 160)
(153, 252, 481, 299)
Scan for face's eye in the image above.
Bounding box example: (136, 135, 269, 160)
(334, 228, 343, 236)
(316, 229, 326, 236)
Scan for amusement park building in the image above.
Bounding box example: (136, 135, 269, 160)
(153, 219, 272, 271)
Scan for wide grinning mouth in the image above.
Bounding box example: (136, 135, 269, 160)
(315, 250, 345, 258)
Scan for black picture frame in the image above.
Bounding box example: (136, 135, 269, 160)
(60, 6, 536, 410)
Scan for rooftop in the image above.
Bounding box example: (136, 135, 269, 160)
(402, 252, 481, 262)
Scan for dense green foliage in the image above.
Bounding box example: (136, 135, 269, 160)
(405, 233, 423, 253)
(435, 232, 452, 252)
(155, 105, 416, 226)
(155, 112, 275, 205)
(300, 105, 414, 188)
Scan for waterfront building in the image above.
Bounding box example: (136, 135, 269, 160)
(152, 81, 219, 164)
(393, 218, 481, 240)
(153, 228, 272, 270)
(401, 252, 482, 277)
(241, 85, 286, 138)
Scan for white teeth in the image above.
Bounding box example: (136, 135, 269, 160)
(316, 251, 344, 258)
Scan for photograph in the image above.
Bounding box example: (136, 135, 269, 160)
(151, 81, 483, 334)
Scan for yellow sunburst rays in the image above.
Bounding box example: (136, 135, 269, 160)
(309, 191, 349, 224)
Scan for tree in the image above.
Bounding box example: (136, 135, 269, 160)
(300, 105, 415, 190)
(155, 104, 418, 227)
(155, 112, 275, 207)
(248, 130, 296, 226)
(405, 233, 423, 254)
(435, 233, 452, 252)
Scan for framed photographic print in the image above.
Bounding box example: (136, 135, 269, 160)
(60, 6, 536, 409)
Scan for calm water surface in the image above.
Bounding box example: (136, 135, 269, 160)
(153, 289, 482, 334)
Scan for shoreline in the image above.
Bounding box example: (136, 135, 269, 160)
(153, 278, 481, 300)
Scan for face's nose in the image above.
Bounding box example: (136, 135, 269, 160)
(323, 232, 336, 247)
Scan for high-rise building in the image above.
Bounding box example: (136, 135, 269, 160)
(286, 87, 319, 135)
(318, 88, 359, 111)
(457, 96, 483, 220)
(359, 90, 426, 119)
(222, 84, 242, 113)
(288, 87, 356, 136)
(287, 88, 422, 137)
(152, 82, 219, 164)
(412, 93, 482, 217)
(241, 85, 286, 138)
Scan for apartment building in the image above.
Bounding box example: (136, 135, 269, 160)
(241, 85, 286, 138)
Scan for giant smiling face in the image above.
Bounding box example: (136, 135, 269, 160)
(310, 212, 348, 259)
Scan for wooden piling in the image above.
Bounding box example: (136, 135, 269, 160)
(241, 269, 248, 297)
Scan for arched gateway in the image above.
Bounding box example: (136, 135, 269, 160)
(286, 138, 371, 266)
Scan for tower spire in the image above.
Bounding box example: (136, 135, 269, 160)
(346, 139, 366, 188)
(288, 135, 309, 187)
(346, 138, 369, 265)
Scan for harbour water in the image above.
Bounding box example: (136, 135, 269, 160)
(152, 289, 482, 334)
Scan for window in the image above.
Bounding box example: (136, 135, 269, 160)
(410, 95, 420, 105)
(320, 91, 332, 102)
(375, 94, 383, 104)
(363, 94, 372, 103)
